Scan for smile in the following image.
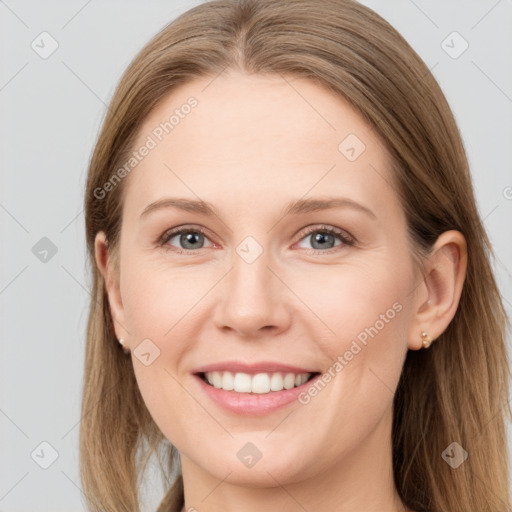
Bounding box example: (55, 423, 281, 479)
(201, 371, 318, 394)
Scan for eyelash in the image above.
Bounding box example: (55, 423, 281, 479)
(157, 224, 355, 254)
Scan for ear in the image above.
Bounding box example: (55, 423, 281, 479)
(94, 231, 129, 348)
(407, 230, 467, 350)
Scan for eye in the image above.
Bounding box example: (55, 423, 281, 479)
(159, 226, 213, 252)
(295, 225, 354, 252)
(158, 224, 355, 254)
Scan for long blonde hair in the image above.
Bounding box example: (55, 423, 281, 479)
(81, 1, 511, 510)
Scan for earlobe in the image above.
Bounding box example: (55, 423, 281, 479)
(408, 230, 467, 350)
(94, 231, 127, 344)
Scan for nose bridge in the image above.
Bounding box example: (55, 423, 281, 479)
(233, 244, 272, 296)
(214, 238, 289, 336)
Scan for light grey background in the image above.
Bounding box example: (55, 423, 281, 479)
(1, 1, 511, 511)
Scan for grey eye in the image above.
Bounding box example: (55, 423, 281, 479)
(166, 230, 212, 250)
(297, 230, 344, 250)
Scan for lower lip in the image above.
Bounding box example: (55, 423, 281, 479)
(193, 373, 321, 416)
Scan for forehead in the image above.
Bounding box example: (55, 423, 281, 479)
(125, 70, 397, 218)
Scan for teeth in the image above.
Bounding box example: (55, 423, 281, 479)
(204, 371, 312, 394)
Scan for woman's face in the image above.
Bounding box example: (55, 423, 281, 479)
(102, 70, 426, 486)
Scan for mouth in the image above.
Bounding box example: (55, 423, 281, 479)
(197, 370, 321, 395)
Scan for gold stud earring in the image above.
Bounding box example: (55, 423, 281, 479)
(421, 331, 433, 349)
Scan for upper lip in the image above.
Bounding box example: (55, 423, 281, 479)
(193, 361, 318, 375)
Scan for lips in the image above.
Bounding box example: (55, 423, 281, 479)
(192, 369, 323, 415)
(190, 360, 322, 414)
(192, 360, 321, 398)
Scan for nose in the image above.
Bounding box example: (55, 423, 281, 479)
(213, 248, 292, 339)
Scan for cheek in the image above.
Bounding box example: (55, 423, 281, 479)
(287, 258, 413, 432)
(287, 256, 413, 355)
(119, 259, 226, 444)
(120, 257, 208, 341)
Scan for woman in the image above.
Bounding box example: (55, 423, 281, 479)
(80, 0, 511, 510)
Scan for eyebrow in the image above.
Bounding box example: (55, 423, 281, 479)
(140, 196, 376, 220)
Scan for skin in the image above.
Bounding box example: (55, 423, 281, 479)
(95, 70, 467, 512)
